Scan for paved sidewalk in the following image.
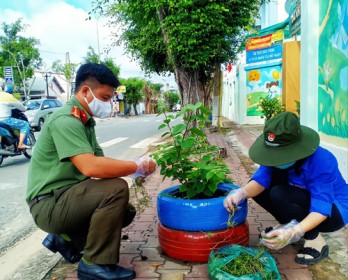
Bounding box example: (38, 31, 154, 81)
(45, 124, 347, 280)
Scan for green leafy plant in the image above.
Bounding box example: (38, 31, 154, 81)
(151, 102, 231, 199)
(295, 100, 301, 117)
(259, 95, 285, 121)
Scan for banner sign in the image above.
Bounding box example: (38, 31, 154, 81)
(246, 45, 283, 64)
(246, 30, 284, 64)
(3, 66, 14, 85)
(246, 30, 283, 51)
(289, 0, 301, 36)
(244, 63, 282, 116)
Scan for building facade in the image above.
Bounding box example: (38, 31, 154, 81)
(221, 0, 348, 180)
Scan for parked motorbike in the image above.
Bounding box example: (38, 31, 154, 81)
(0, 109, 36, 166)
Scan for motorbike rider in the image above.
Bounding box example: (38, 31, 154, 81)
(0, 85, 31, 149)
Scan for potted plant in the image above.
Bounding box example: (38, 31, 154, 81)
(151, 102, 249, 262)
(258, 95, 285, 121)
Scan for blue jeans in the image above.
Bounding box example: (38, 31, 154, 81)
(1, 117, 30, 143)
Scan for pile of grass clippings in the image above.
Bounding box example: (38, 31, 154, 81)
(215, 250, 278, 279)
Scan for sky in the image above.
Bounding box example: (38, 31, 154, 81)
(0, 0, 176, 87)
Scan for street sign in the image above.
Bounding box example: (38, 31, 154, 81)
(5, 77, 13, 84)
(3, 66, 14, 85)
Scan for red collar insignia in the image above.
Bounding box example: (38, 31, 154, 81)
(71, 106, 89, 124)
(71, 106, 81, 120)
(80, 109, 88, 123)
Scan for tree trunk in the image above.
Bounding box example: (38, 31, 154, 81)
(173, 66, 207, 107)
(158, 7, 214, 108)
(145, 100, 153, 114)
(133, 104, 138, 115)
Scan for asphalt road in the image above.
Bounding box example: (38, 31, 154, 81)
(0, 113, 178, 279)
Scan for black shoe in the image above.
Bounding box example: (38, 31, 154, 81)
(78, 260, 136, 280)
(42, 233, 82, 263)
(295, 245, 329, 265)
(122, 204, 136, 228)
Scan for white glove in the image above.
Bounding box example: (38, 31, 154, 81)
(130, 156, 157, 179)
(259, 219, 305, 250)
(223, 188, 248, 213)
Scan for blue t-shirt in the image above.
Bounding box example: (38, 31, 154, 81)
(251, 146, 348, 225)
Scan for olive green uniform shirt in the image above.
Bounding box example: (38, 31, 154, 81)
(26, 97, 103, 202)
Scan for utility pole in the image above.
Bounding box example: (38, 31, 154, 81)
(66, 52, 71, 101)
(96, 18, 101, 63)
(44, 72, 51, 98)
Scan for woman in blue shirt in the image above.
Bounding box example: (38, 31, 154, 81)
(224, 112, 348, 265)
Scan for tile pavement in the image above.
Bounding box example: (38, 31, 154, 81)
(50, 124, 339, 280)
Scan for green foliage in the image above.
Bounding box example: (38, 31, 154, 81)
(83, 46, 100, 63)
(295, 100, 300, 117)
(52, 60, 78, 82)
(164, 90, 180, 110)
(148, 82, 163, 94)
(258, 95, 285, 121)
(92, 0, 262, 104)
(83, 46, 121, 77)
(121, 77, 146, 114)
(0, 18, 42, 97)
(151, 102, 231, 199)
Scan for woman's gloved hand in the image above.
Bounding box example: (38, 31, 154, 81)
(130, 156, 157, 179)
(223, 188, 249, 213)
(259, 219, 305, 250)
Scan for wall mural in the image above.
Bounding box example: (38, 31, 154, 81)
(245, 64, 282, 116)
(318, 0, 348, 142)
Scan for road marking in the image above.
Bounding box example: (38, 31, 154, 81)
(130, 138, 158, 148)
(100, 137, 128, 147)
(0, 183, 19, 190)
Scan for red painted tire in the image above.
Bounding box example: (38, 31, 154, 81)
(158, 221, 249, 262)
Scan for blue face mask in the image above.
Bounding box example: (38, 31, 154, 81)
(275, 161, 296, 169)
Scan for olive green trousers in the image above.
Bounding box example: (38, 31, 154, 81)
(30, 178, 131, 264)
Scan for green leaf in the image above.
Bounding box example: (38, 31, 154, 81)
(161, 132, 170, 138)
(181, 138, 195, 149)
(186, 187, 196, 198)
(206, 171, 215, 180)
(190, 127, 205, 137)
(192, 102, 203, 110)
(172, 123, 186, 135)
(208, 183, 218, 193)
(158, 124, 167, 130)
(196, 182, 205, 193)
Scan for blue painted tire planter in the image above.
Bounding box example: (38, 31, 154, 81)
(157, 183, 248, 232)
(158, 221, 249, 262)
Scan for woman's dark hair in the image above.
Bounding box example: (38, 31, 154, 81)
(74, 63, 120, 92)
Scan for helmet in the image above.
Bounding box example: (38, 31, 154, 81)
(5, 85, 13, 93)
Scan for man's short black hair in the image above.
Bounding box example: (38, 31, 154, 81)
(75, 63, 120, 92)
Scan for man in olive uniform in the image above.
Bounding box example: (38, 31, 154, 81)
(26, 63, 156, 280)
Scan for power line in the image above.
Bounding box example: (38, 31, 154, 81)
(40, 50, 67, 55)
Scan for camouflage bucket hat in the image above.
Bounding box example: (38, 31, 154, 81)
(249, 112, 320, 166)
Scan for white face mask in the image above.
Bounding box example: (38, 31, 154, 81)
(84, 87, 112, 119)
